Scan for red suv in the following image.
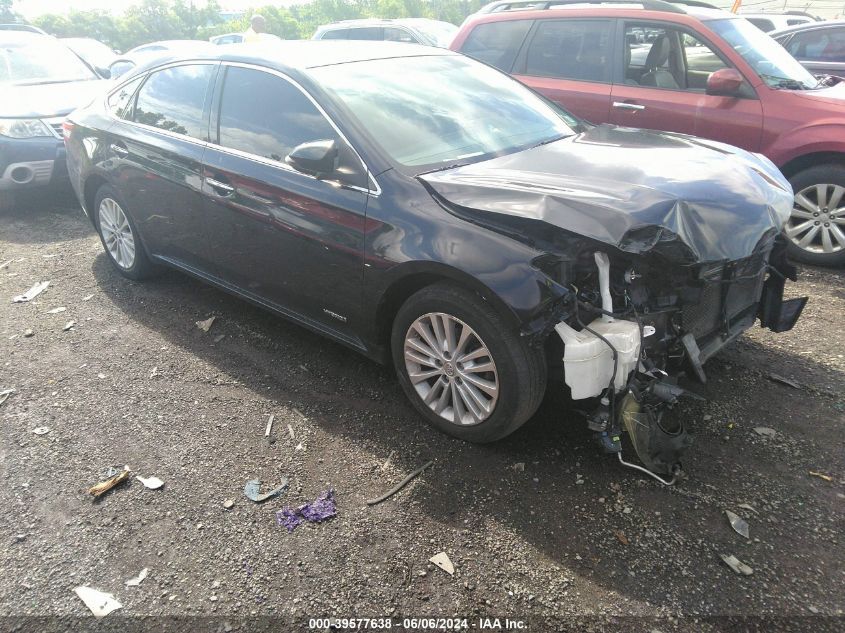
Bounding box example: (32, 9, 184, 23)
(452, 0, 845, 266)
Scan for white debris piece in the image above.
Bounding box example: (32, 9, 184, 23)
(46, 307, 66, 314)
(63, 321, 76, 331)
(265, 414, 274, 437)
(0, 388, 15, 407)
(196, 316, 216, 332)
(720, 554, 753, 576)
(73, 586, 123, 618)
(429, 552, 455, 575)
(32, 426, 51, 435)
(125, 568, 148, 587)
(136, 476, 164, 490)
(753, 427, 777, 438)
(725, 510, 750, 539)
(82, 293, 94, 301)
(12, 281, 50, 303)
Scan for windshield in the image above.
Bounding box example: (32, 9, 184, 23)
(411, 20, 459, 47)
(709, 18, 819, 89)
(311, 55, 576, 172)
(0, 35, 98, 85)
(63, 39, 116, 70)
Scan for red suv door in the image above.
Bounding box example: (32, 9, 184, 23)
(512, 19, 615, 123)
(609, 21, 763, 152)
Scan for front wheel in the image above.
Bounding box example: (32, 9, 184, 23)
(391, 282, 547, 443)
(786, 165, 845, 267)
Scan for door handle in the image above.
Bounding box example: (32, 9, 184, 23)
(612, 102, 646, 111)
(109, 143, 129, 156)
(205, 177, 235, 196)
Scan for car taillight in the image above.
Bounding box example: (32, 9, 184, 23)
(62, 121, 75, 141)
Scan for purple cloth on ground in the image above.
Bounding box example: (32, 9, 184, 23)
(276, 489, 336, 532)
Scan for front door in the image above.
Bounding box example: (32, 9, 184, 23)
(201, 65, 370, 339)
(609, 22, 763, 152)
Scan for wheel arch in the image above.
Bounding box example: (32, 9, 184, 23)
(779, 152, 845, 179)
(371, 262, 523, 359)
(82, 174, 109, 226)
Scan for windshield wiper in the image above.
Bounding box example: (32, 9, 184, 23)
(759, 74, 811, 90)
(527, 133, 571, 150)
(417, 162, 471, 176)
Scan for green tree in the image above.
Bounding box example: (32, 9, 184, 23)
(1, 0, 17, 23)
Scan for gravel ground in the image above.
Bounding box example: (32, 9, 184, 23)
(1, 190, 843, 632)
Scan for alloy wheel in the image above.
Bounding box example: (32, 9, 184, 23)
(98, 197, 136, 269)
(403, 312, 499, 426)
(786, 183, 845, 255)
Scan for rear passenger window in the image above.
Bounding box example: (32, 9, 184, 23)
(108, 76, 143, 119)
(384, 27, 416, 43)
(320, 29, 348, 40)
(217, 67, 338, 162)
(788, 29, 845, 62)
(523, 20, 612, 82)
(460, 20, 532, 72)
(346, 27, 383, 40)
(133, 64, 214, 140)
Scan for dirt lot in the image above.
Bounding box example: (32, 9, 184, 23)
(1, 189, 843, 632)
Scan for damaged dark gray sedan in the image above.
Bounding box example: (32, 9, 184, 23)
(65, 43, 806, 477)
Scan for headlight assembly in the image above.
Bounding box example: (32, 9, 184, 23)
(0, 119, 54, 139)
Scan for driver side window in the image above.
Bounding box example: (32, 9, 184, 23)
(623, 24, 728, 91)
(217, 66, 339, 163)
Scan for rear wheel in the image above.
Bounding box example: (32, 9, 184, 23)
(391, 282, 546, 443)
(94, 185, 159, 280)
(786, 165, 845, 266)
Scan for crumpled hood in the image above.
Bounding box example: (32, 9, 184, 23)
(0, 80, 108, 118)
(419, 125, 793, 263)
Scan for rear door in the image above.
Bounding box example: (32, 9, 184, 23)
(200, 64, 371, 338)
(609, 21, 763, 152)
(512, 19, 615, 123)
(105, 62, 218, 272)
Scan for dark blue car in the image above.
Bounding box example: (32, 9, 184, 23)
(0, 31, 106, 209)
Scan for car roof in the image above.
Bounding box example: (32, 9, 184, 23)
(0, 30, 57, 44)
(770, 19, 845, 38)
(124, 41, 453, 77)
(317, 18, 446, 30)
(464, 4, 735, 26)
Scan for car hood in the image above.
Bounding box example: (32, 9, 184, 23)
(419, 125, 793, 264)
(0, 80, 108, 118)
(787, 79, 845, 106)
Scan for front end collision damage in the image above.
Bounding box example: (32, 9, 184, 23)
(419, 127, 808, 478)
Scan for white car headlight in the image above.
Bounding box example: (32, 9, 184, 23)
(0, 119, 54, 139)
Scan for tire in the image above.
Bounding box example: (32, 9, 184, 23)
(786, 164, 845, 267)
(94, 184, 160, 280)
(391, 282, 547, 443)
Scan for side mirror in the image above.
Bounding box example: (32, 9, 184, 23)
(286, 139, 338, 178)
(706, 68, 744, 97)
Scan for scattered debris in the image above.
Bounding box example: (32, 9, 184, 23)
(149, 366, 160, 379)
(753, 427, 777, 438)
(244, 478, 289, 503)
(264, 414, 274, 438)
(0, 388, 15, 407)
(46, 307, 66, 314)
(381, 450, 395, 471)
(12, 281, 50, 303)
(31, 426, 51, 435)
(135, 476, 164, 490)
(223, 499, 235, 510)
(63, 321, 76, 332)
(737, 503, 757, 514)
(213, 334, 225, 343)
(292, 407, 307, 421)
(512, 462, 525, 472)
(73, 586, 123, 618)
(366, 460, 434, 506)
(23, 329, 34, 338)
(767, 373, 800, 389)
(125, 568, 148, 587)
(287, 424, 295, 439)
(82, 293, 94, 301)
(196, 316, 216, 332)
(276, 489, 337, 532)
(0, 260, 11, 270)
(97, 373, 106, 379)
(88, 467, 131, 497)
(720, 554, 753, 576)
(725, 510, 750, 539)
(429, 552, 454, 575)
(809, 471, 833, 482)
(614, 529, 629, 545)
(295, 442, 304, 451)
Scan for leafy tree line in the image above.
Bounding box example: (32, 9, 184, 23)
(2, 0, 486, 51)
